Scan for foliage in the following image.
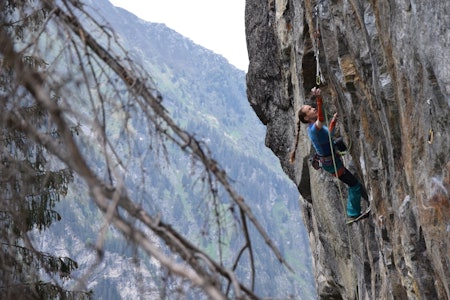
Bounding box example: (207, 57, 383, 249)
(0, 1, 90, 299)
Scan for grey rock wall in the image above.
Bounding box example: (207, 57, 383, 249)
(245, 0, 449, 299)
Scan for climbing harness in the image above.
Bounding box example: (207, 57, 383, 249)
(310, 153, 321, 170)
(309, 137, 348, 170)
(427, 98, 434, 144)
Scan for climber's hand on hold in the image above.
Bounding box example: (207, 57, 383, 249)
(311, 87, 321, 97)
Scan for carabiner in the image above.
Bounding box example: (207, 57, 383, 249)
(316, 75, 321, 86)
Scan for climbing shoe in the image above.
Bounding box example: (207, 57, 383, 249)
(346, 207, 371, 225)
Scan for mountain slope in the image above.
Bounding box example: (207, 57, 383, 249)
(34, 0, 317, 298)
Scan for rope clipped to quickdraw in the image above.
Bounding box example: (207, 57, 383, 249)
(313, 1, 354, 157)
(312, 2, 347, 222)
(427, 98, 434, 144)
(313, 4, 324, 86)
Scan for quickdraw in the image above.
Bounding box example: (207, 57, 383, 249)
(313, 4, 323, 86)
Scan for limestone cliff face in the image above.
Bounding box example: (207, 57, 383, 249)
(245, 0, 449, 299)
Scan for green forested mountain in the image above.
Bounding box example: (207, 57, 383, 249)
(31, 0, 315, 298)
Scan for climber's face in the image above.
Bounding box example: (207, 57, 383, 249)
(300, 105, 317, 123)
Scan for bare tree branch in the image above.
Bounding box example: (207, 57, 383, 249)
(1, 0, 294, 298)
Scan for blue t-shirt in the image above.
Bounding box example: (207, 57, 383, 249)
(308, 123, 333, 156)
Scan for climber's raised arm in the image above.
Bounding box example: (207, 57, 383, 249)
(311, 87, 324, 129)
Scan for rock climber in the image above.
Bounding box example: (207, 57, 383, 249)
(290, 87, 369, 224)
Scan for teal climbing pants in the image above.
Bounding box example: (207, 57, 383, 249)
(346, 183, 362, 217)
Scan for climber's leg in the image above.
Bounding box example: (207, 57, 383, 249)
(338, 169, 362, 217)
(346, 183, 362, 217)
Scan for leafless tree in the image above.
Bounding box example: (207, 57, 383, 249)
(0, 0, 291, 298)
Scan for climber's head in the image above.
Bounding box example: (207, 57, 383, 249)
(299, 105, 317, 124)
